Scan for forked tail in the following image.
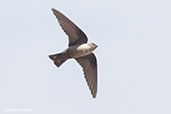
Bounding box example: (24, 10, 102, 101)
(49, 53, 67, 67)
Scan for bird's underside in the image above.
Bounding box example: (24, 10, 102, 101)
(49, 8, 98, 98)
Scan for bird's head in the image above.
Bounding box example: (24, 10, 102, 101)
(89, 43, 98, 49)
(85, 43, 98, 52)
(92, 43, 98, 48)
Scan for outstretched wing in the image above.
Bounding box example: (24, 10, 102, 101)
(75, 53, 97, 98)
(52, 8, 88, 46)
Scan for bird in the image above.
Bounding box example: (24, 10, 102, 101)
(49, 8, 98, 98)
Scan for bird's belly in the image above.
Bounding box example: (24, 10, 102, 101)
(68, 46, 92, 58)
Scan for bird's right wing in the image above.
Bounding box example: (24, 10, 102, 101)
(75, 53, 97, 98)
(52, 8, 88, 46)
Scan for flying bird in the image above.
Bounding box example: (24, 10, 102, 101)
(49, 8, 98, 98)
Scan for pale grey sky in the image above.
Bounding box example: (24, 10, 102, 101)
(0, 0, 171, 114)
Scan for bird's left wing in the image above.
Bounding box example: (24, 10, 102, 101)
(52, 8, 88, 46)
(75, 53, 97, 98)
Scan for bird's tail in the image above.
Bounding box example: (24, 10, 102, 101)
(49, 53, 67, 67)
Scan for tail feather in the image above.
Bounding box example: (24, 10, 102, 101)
(49, 53, 67, 67)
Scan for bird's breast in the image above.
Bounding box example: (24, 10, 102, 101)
(68, 44, 93, 58)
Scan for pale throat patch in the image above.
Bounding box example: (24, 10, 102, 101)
(76, 44, 92, 51)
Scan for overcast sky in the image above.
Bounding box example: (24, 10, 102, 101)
(0, 0, 171, 114)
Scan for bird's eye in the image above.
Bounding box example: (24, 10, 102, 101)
(92, 43, 95, 46)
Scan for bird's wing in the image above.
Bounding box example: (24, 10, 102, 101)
(75, 53, 97, 98)
(52, 8, 88, 46)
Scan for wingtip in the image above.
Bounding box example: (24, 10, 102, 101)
(92, 92, 97, 98)
(51, 8, 56, 12)
(51, 8, 61, 15)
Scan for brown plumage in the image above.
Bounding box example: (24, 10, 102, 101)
(49, 8, 98, 98)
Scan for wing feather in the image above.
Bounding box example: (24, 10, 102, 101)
(51, 8, 88, 46)
(75, 53, 97, 98)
